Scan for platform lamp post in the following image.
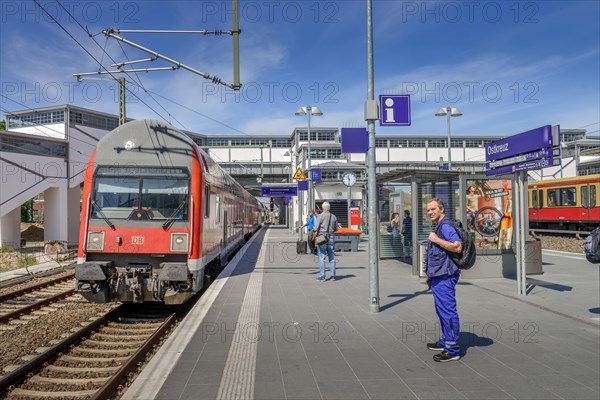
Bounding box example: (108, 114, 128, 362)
(435, 107, 462, 170)
(295, 106, 323, 212)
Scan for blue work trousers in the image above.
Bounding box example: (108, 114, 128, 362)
(431, 273, 460, 355)
(317, 238, 336, 278)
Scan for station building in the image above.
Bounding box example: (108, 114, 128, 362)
(1, 104, 598, 248)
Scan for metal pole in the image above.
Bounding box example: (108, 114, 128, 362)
(347, 185, 352, 228)
(447, 109, 452, 170)
(366, 0, 380, 312)
(298, 191, 304, 242)
(519, 171, 527, 295)
(118, 77, 126, 126)
(307, 108, 313, 211)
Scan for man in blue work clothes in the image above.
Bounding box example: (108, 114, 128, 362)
(426, 198, 462, 362)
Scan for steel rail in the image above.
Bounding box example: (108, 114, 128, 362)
(0, 305, 124, 394)
(91, 312, 178, 400)
(0, 288, 76, 324)
(0, 271, 75, 302)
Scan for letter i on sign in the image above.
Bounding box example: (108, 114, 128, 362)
(384, 98, 395, 123)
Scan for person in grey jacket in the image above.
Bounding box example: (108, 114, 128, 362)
(313, 202, 338, 281)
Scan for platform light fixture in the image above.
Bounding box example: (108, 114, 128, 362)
(435, 107, 462, 170)
(295, 106, 323, 210)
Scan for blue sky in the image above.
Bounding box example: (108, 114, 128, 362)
(1, 0, 599, 138)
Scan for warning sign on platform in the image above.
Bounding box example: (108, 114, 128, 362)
(292, 168, 306, 180)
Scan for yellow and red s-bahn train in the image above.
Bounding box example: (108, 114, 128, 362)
(76, 120, 265, 304)
(528, 174, 600, 230)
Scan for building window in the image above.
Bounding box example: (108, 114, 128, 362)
(451, 139, 463, 148)
(375, 139, 388, 147)
(250, 139, 270, 146)
(407, 139, 426, 148)
(231, 139, 250, 146)
(271, 139, 292, 148)
(390, 139, 408, 148)
(428, 139, 447, 148)
(207, 139, 228, 146)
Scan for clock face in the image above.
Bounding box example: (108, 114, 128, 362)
(342, 172, 356, 186)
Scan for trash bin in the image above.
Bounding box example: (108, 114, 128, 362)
(296, 240, 307, 254)
(525, 239, 543, 274)
(334, 228, 362, 252)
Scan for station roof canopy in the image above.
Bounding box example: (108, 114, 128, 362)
(376, 168, 462, 185)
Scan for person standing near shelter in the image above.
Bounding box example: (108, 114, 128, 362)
(426, 198, 462, 362)
(401, 210, 412, 255)
(314, 202, 338, 281)
(390, 212, 401, 238)
(304, 210, 317, 255)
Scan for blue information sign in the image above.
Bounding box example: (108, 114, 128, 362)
(261, 186, 297, 197)
(311, 169, 322, 183)
(487, 156, 561, 177)
(341, 128, 368, 153)
(297, 181, 308, 191)
(379, 95, 411, 126)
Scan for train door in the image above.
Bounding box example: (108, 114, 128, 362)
(223, 209, 228, 247)
(581, 183, 596, 223)
(530, 188, 542, 223)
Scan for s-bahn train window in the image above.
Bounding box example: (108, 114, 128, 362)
(92, 168, 189, 220)
(582, 186, 589, 208)
(560, 187, 576, 206)
(532, 190, 539, 209)
(204, 184, 211, 218)
(547, 190, 558, 206)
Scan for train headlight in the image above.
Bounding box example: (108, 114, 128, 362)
(170, 233, 188, 252)
(87, 231, 105, 251)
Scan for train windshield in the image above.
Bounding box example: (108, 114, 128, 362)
(92, 167, 189, 220)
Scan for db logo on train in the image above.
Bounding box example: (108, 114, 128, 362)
(131, 236, 145, 244)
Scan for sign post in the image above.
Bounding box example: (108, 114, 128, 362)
(486, 125, 561, 296)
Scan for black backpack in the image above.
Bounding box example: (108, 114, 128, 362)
(439, 219, 477, 270)
(583, 226, 600, 264)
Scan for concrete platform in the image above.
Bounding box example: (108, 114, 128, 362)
(119, 226, 599, 400)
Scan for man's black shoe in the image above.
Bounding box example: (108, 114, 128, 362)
(433, 351, 460, 362)
(427, 342, 444, 351)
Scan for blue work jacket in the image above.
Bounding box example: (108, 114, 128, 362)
(426, 217, 460, 278)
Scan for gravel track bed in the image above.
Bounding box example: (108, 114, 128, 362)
(0, 271, 74, 297)
(0, 297, 116, 376)
(537, 234, 586, 254)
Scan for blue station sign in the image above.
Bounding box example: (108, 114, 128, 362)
(311, 168, 322, 183)
(261, 186, 297, 197)
(486, 125, 561, 177)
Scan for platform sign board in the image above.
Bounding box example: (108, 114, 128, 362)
(379, 95, 411, 126)
(297, 181, 308, 191)
(341, 128, 368, 153)
(261, 186, 297, 197)
(311, 168, 322, 183)
(486, 125, 561, 177)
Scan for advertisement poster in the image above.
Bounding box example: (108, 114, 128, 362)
(466, 179, 513, 251)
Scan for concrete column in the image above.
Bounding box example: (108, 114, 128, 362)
(43, 183, 69, 242)
(0, 207, 21, 249)
(67, 186, 81, 244)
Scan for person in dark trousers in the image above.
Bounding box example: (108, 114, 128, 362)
(401, 209, 412, 256)
(426, 198, 462, 362)
(313, 202, 338, 281)
(304, 210, 317, 254)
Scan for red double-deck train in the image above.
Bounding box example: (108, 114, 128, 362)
(76, 119, 264, 304)
(528, 174, 600, 230)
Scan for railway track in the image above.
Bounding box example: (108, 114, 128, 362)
(0, 304, 179, 399)
(0, 274, 77, 325)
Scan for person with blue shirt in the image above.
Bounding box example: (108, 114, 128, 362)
(304, 210, 317, 255)
(313, 202, 338, 282)
(426, 198, 462, 362)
